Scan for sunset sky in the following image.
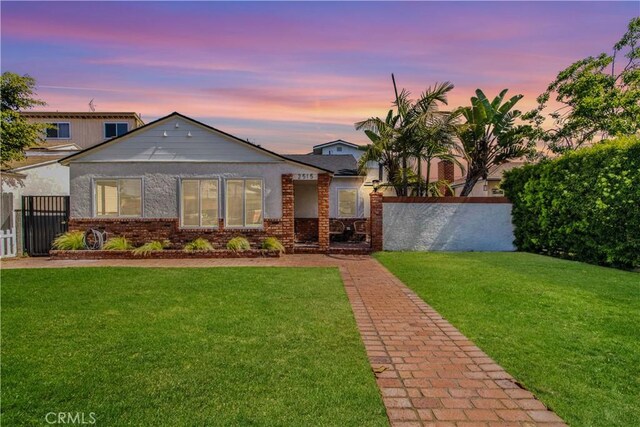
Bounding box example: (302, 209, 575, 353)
(1, 1, 637, 153)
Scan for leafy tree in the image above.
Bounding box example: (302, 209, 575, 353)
(524, 17, 640, 154)
(1, 72, 47, 167)
(457, 89, 534, 197)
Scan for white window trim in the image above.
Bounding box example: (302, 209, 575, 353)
(336, 187, 360, 218)
(224, 178, 265, 229)
(178, 177, 221, 229)
(45, 122, 71, 140)
(92, 177, 144, 218)
(103, 122, 129, 139)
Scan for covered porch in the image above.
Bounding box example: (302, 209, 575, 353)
(291, 174, 370, 254)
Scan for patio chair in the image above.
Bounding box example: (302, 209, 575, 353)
(329, 220, 346, 241)
(353, 220, 368, 241)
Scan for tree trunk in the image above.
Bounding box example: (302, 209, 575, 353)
(460, 174, 481, 197)
(425, 160, 431, 197)
(402, 156, 408, 196)
(416, 158, 422, 196)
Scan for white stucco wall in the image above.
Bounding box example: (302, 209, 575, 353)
(2, 162, 70, 209)
(383, 202, 515, 251)
(330, 177, 368, 218)
(69, 161, 318, 218)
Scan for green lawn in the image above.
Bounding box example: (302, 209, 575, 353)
(1, 267, 387, 426)
(375, 252, 640, 427)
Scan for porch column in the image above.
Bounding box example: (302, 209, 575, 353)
(317, 173, 331, 251)
(281, 174, 295, 253)
(369, 192, 383, 251)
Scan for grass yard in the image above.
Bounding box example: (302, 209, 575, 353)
(375, 252, 640, 427)
(1, 267, 387, 426)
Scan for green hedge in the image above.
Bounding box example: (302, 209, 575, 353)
(502, 136, 640, 268)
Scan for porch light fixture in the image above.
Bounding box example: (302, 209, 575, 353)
(163, 131, 168, 137)
(187, 131, 192, 137)
(372, 179, 380, 192)
(482, 180, 488, 192)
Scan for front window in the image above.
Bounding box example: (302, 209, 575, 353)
(338, 189, 358, 217)
(225, 179, 263, 227)
(104, 122, 129, 138)
(46, 122, 70, 139)
(95, 179, 142, 217)
(181, 179, 219, 227)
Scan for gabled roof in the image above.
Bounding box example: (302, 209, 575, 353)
(58, 112, 333, 173)
(3, 155, 68, 172)
(283, 154, 360, 176)
(312, 139, 360, 150)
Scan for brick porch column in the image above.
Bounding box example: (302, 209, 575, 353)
(437, 160, 455, 196)
(317, 173, 331, 251)
(281, 174, 295, 253)
(369, 191, 383, 251)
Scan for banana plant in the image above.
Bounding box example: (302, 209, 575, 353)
(457, 89, 534, 196)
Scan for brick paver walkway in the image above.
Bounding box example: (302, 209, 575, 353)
(4, 255, 566, 426)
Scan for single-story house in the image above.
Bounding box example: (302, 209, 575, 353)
(60, 112, 377, 252)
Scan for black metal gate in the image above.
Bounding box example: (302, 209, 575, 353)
(22, 196, 70, 256)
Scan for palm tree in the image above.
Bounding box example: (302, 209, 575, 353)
(394, 81, 460, 196)
(411, 111, 465, 196)
(456, 89, 533, 196)
(355, 109, 403, 195)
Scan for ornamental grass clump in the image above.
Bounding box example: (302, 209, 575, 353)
(226, 236, 251, 252)
(261, 237, 285, 253)
(133, 240, 169, 256)
(52, 231, 85, 250)
(102, 236, 133, 251)
(183, 238, 214, 252)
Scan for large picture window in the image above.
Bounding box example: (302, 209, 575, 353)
(181, 179, 219, 227)
(46, 122, 70, 139)
(95, 179, 142, 217)
(337, 189, 358, 217)
(225, 179, 263, 228)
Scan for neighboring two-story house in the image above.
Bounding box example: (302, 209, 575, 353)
(1, 112, 143, 255)
(2, 112, 144, 208)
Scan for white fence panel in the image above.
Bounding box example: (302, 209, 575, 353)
(1, 227, 17, 257)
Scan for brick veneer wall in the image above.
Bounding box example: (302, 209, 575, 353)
(295, 218, 318, 242)
(68, 217, 288, 250)
(369, 192, 383, 251)
(317, 173, 331, 250)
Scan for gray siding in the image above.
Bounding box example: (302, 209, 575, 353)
(70, 162, 316, 218)
(78, 117, 283, 163)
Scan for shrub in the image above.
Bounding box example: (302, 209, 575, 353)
(183, 238, 214, 252)
(226, 236, 251, 252)
(502, 136, 640, 268)
(261, 237, 285, 253)
(102, 236, 133, 251)
(133, 240, 169, 256)
(52, 231, 85, 250)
